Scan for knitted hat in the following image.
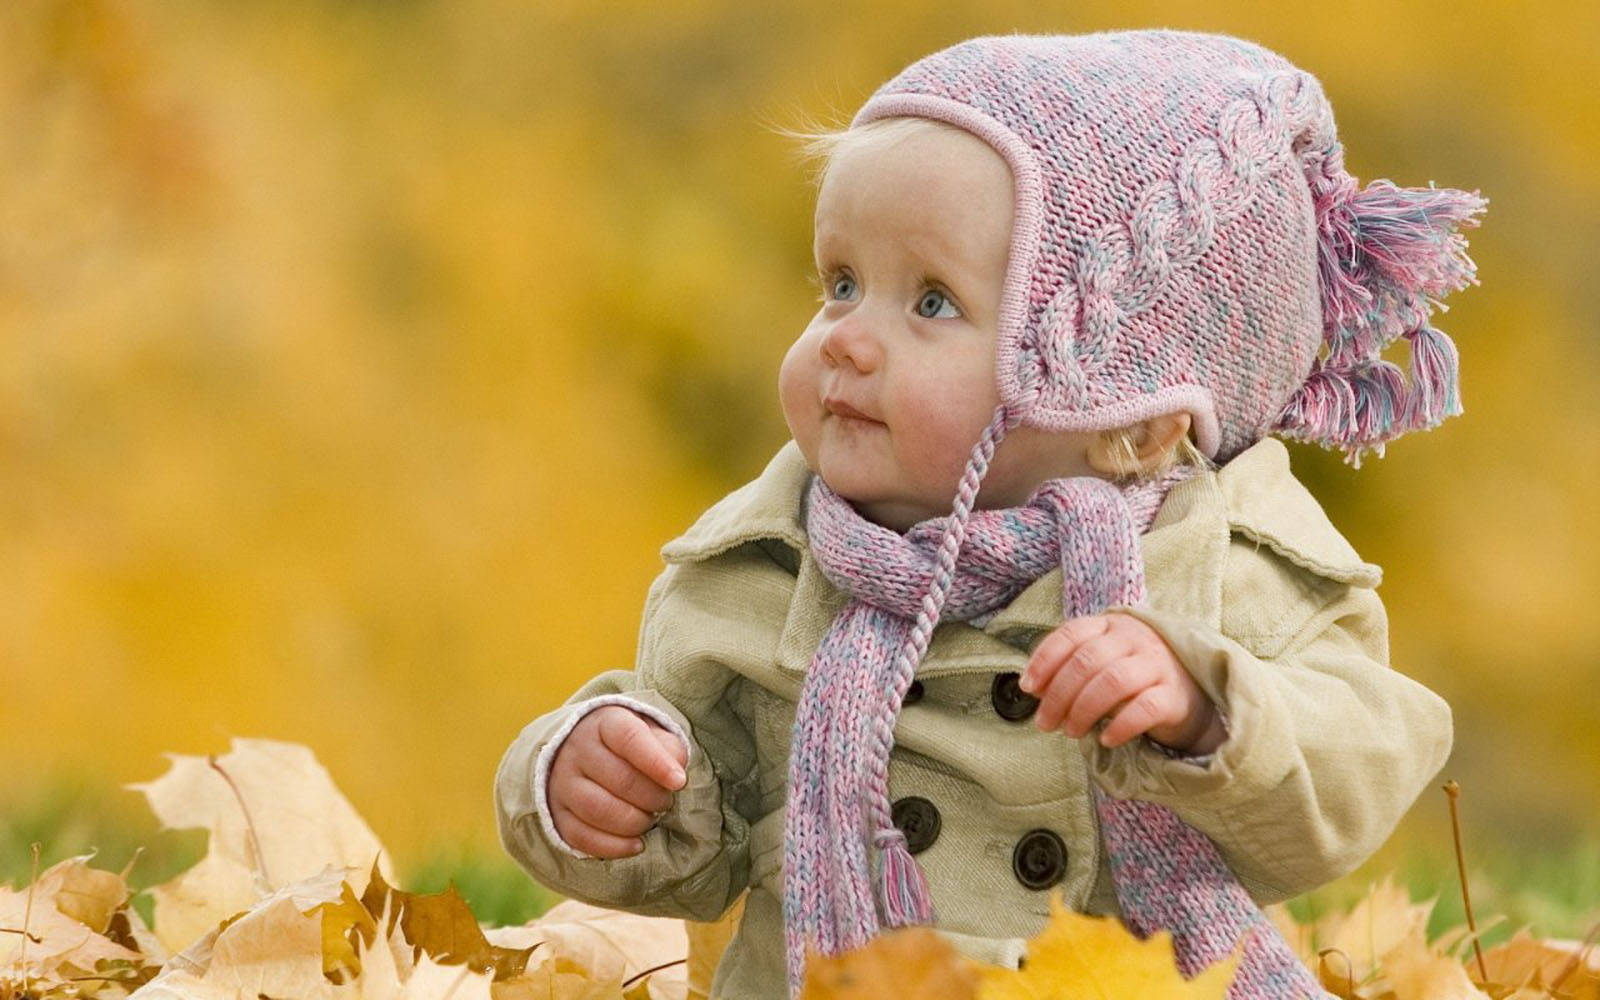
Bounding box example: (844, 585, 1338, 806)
(851, 29, 1487, 466)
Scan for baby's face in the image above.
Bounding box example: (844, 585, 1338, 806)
(779, 122, 1101, 532)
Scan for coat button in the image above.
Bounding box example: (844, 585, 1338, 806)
(891, 796, 941, 855)
(991, 672, 1040, 721)
(902, 680, 925, 706)
(1012, 829, 1067, 890)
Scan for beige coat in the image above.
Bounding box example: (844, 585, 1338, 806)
(495, 437, 1453, 997)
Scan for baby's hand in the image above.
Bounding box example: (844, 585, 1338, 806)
(547, 706, 689, 858)
(1019, 613, 1225, 754)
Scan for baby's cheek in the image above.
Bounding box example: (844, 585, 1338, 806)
(777, 348, 820, 454)
(900, 390, 1000, 479)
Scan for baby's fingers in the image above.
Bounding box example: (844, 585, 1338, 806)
(647, 720, 690, 771)
(1099, 686, 1180, 748)
(563, 774, 657, 838)
(580, 745, 675, 815)
(598, 709, 688, 791)
(1022, 616, 1110, 694)
(553, 806, 645, 859)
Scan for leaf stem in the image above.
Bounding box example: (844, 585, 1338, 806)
(1443, 780, 1488, 982)
(1546, 918, 1600, 994)
(622, 957, 688, 989)
(1317, 947, 1354, 997)
(20, 843, 41, 996)
(209, 754, 273, 888)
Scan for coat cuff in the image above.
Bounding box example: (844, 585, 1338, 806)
(533, 694, 694, 860)
(1083, 607, 1297, 809)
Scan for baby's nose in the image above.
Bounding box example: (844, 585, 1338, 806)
(819, 313, 884, 373)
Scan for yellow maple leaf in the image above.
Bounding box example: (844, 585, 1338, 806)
(978, 894, 1239, 1000)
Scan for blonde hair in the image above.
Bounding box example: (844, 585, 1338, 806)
(1098, 426, 1213, 482)
(778, 114, 975, 188)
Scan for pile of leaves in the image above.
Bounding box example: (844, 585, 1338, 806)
(1, 739, 1595, 999)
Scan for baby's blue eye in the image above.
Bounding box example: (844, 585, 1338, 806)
(916, 289, 959, 319)
(829, 274, 857, 300)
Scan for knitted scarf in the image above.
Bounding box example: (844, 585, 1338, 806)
(782, 470, 1329, 999)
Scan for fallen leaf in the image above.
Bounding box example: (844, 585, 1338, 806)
(124, 968, 240, 1000)
(202, 891, 329, 998)
(310, 879, 381, 978)
(799, 926, 979, 1000)
(361, 863, 535, 980)
(1478, 929, 1600, 1000)
(1324, 877, 1436, 987)
(485, 898, 686, 990)
(29, 853, 131, 934)
(126, 738, 395, 954)
(491, 955, 623, 1000)
(685, 893, 745, 999)
(336, 915, 496, 1000)
(978, 894, 1238, 1000)
(0, 856, 144, 980)
(1381, 928, 1492, 1000)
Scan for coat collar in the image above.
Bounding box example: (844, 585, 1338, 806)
(660, 437, 1380, 674)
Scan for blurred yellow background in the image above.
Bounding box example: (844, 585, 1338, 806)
(2, 0, 1596, 887)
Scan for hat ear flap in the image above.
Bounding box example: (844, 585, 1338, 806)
(1276, 154, 1487, 465)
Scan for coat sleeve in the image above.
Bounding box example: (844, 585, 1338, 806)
(493, 563, 759, 922)
(1084, 553, 1453, 905)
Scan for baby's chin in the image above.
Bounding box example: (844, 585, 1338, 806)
(816, 478, 946, 533)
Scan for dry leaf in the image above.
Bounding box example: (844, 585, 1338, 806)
(124, 969, 240, 1000)
(0, 855, 144, 981)
(202, 892, 329, 998)
(685, 893, 745, 999)
(334, 915, 496, 1000)
(127, 738, 395, 954)
(1317, 876, 1436, 987)
(491, 955, 625, 1000)
(485, 898, 686, 992)
(1381, 928, 1492, 1000)
(360, 863, 536, 981)
(1478, 929, 1600, 1000)
(978, 894, 1238, 1000)
(799, 926, 979, 1000)
(27, 853, 131, 934)
(132, 868, 347, 997)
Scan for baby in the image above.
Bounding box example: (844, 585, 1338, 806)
(496, 30, 1485, 999)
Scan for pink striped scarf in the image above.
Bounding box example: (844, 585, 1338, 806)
(782, 469, 1330, 998)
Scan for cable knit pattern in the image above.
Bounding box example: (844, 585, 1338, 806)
(853, 31, 1485, 464)
(783, 448, 1329, 998)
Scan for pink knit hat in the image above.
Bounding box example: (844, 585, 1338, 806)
(851, 30, 1486, 465)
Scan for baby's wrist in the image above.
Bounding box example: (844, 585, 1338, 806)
(1150, 703, 1227, 755)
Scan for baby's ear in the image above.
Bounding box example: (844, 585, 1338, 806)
(1087, 413, 1193, 478)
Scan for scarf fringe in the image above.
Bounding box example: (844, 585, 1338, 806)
(875, 827, 935, 928)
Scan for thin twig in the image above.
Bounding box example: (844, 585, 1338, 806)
(208, 754, 273, 888)
(1444, 780, 1488, 982)
(622, 957, 688, 989)
(18, 844, 40, 996)
(1547, 918, 1600, 994)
